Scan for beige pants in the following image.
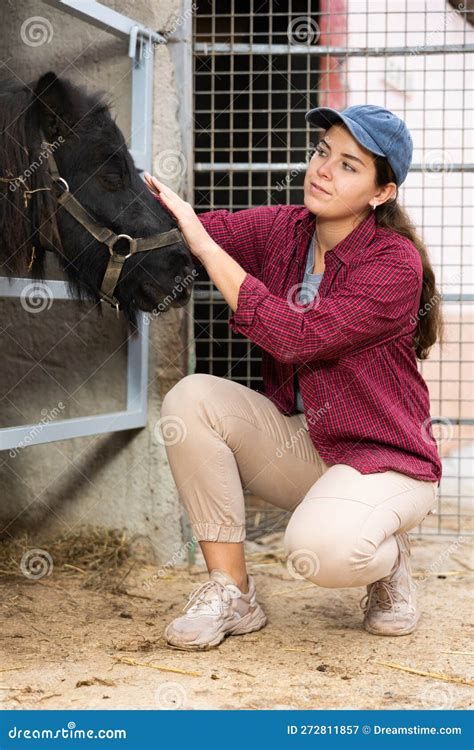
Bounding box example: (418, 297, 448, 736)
(160, 374, 438, 588)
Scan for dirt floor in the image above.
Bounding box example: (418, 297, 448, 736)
(0, 533, 472, 711)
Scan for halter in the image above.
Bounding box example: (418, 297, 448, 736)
(14, 138, 189, 311)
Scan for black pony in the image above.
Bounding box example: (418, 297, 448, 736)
(0, 72, 194, 326)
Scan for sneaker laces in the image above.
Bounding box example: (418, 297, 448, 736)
(182, 580, 232, 616)
(359, 578, 409, 613)
(360, 533, 412, 613)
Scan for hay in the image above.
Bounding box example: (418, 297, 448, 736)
(0, 526, 133, 591)
(377, 661, 474, 687)
(114, 656, 202, 677)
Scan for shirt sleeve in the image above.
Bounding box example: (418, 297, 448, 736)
(195, 205, 282, 277)
(153, 192, 282, 276)
(228, 254, 422, 362)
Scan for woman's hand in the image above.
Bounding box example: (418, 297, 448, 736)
(143, 172, 218, 262)
(144, 172, 247, 311)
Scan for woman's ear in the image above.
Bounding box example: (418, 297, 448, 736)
(374, 182, 397, 207)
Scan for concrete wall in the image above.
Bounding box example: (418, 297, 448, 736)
(0, 0, 192, 564)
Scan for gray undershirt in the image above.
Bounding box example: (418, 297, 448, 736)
(294, 231, 323, 413)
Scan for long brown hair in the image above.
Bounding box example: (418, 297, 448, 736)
(372, 155, 444, 360)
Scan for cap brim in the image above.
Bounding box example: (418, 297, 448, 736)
(305, 107, 344, 129)
(305, 106, 387, 159)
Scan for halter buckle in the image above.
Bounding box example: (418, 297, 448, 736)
(50, 176, 70, 196)
(109, 234, 136, 260)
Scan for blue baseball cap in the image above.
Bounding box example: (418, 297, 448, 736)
(305, 104, 413, 186)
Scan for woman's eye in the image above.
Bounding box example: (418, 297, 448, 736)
(314, 147, 356, 172)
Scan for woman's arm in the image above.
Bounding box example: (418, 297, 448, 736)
(146, 173, 280, 280)
(197, 243, 247, 312)
(228, 255, 421, 362)
(143, 175, 421, 364)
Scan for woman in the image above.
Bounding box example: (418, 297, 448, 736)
(144, 104, 443, 651)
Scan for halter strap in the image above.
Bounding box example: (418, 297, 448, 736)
(41, 141, 187, 309)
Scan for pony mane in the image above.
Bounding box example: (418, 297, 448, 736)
(0, 76, 109, 279)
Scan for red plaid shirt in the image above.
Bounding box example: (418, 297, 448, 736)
(196, 204, 442, 484)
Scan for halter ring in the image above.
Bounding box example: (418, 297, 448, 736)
(109, 234, 135, 260)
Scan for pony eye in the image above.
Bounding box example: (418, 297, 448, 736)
(100, 172, 123, 189)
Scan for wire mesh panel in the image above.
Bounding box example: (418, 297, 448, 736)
(192, 1, 474, 539)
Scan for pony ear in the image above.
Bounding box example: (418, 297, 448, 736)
(33, 72, 76, 140)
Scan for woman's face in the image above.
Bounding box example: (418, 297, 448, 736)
(303, 123, 396, 220)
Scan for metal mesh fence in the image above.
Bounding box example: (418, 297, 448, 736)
(192, 1, 473, 538)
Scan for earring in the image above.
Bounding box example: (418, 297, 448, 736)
(371, 202, 377, 210)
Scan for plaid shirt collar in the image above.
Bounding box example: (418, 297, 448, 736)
(294, 207, 377, 266)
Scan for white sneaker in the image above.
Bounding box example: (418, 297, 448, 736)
(164, 569, 267, 651)
(360, 532, 420, 636)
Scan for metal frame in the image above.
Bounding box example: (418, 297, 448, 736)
(194, 42, 474, 56)
(0, 281, 148, 451)
(41, 0, 166, 174)
(0, 0, 164, 449)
